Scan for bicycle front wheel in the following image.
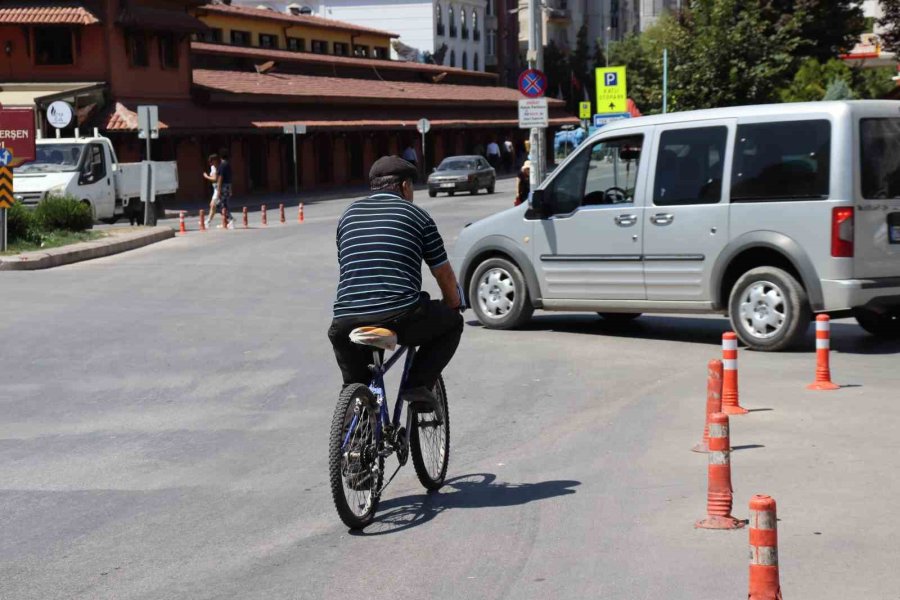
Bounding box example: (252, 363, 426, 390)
(410, 376, 450, 491)
(328, 383, 383, 529)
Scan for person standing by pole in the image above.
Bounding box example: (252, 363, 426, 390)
(202, 154, 218, 229)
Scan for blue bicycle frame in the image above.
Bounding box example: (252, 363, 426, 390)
(340, 345, 417, 452)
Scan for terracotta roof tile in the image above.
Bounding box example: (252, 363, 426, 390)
(0, 2, 100, 25)
(193, 68, 565, 107)
(195, 3, 398, 38)
(191, 42, 496, 81)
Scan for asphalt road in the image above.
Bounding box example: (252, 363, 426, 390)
(2, 177, 900, 599)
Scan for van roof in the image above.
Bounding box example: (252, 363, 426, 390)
(592, 100, 900, 138)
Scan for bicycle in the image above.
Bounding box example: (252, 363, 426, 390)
(328, 326, 451, 529)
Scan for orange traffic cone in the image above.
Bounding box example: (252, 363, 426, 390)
(722, 332, 749, 415)
(261, 204, 268, 227)
(692, 359, 723, 453)
(807, 315, 839, 390)
(298, 202, 305, 223)
(178, 211, 187, 235)
(748, 495, 782, 599)
(243, 206, 249, 229)
(279, 203, 285, 224)
(695, 412, 744, 529)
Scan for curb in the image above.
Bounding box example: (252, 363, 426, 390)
(0, 226, 174, 271)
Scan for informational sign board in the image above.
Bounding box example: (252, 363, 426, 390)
(47, 101, 74, 129)
(416, 118, 431, 135)
(518, 69, 548, 99)
(595, 66, 628, 114)
(579, 101, 592, 120)
(518, 98, 549, 129)
(0, 147, 12, 167)
(0, 106, 36, 166)
(282, 124, 307, 135)
(137, 105, 159, 140)
(593, 113, 631, 128)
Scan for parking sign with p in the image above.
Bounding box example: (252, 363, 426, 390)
(596, 66, 627, 114)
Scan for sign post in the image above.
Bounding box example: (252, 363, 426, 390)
(0, 106, 36, 251)
(137, 105, 159, 226)
(283, 124, 307, 195)
(416, 118, 430, 177)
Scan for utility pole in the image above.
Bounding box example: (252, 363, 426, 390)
(527, 0, 545, 186)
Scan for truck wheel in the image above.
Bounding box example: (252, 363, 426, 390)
(728, 266, 811, 351)
(469, 257, 534, 329)
(853, 307, 900, 339)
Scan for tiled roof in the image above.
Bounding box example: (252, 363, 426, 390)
(193, 68, 563, 107)
(0, 2, 100, 25)
(191, 42, 496, 81)
(195, 3, 399, 38)
(99, 101, 579, 132)
(117, 6, 208, 33)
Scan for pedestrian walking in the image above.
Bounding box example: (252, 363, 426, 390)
(402, 144, 418, 167)
(202, 154, 218, 229)
(209, 152, 235, 229)
(503, 139, 514, 173)
(486, 140, 501, 171)
(515, 160, 531, 206)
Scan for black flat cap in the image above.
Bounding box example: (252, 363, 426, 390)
(369, 155, 418, 182)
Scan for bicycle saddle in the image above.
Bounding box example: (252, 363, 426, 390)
(349, 327, 398, 351)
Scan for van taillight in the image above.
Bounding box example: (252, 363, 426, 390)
(831, 207, 854, 258)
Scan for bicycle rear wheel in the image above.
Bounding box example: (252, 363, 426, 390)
(328, 383, 383, 529)
(410, 376, 450, 491)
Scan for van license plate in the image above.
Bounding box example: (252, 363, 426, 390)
(890, 213, 900, 244)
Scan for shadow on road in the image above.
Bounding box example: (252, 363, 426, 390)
(350, 473, 580, 536)
(466, 314, 900, 355)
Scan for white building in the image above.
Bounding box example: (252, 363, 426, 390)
(236, 0, 488, 71)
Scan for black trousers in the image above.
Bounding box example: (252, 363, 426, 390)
(328, 296, 464, 389)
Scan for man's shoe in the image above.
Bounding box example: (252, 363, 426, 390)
(401, 386, 444, 425)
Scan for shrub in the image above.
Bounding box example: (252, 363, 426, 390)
(6, 201, 41, 244)
(34, 195, 93, 232)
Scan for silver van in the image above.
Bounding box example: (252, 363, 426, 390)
(452, 101, 900, 350)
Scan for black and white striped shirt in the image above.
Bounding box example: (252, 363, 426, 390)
(333, 193, 448, 318)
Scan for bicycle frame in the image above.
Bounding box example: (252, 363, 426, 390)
(340, 345, 417, 452)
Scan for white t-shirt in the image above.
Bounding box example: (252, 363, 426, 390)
(487, 142, 501, 156)
(209, 165, 218, 197)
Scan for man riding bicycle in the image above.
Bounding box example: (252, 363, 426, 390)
(328, 156, 464, 422)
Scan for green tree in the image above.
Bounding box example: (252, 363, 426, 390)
(767, 0, 866, 61)
(780, 58, 897, 102)
(878, 0, 900, 56)
(823, 78, 855, 100)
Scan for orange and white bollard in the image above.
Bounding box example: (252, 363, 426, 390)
(695, 412, 744, 529)
(298, 202, 304, 223)
(807, 315, 839, 390)
(261, 204, 268, 227)
(722, 332, 748, 415)
(243, 206, 249, 229)
(178, 211, 187, 235)
(199, 209, 206, 232)
(279, 203, 286, 224)
(748, 495, 782, 599)
(692, 359, 723, 453)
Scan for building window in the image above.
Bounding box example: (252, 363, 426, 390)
(450, 49, 456, 67)
(461, 8, 468, 39)
(258, 33, 277, 49)
(449, 5, 456, 36)
(34, 26, 74, 65)
(436, 3, 444, 35)
(333, 42, 349, 55)
(195, 28, 223, 43)
(158, 33, 178, 68)
(487, 30, 497, 56)
(231, 30, 251, 46)
(127, 32, 149, 67)
(473, 51, 479, 70)
(311, 39, 328, 54)
(287, 37, 305, 52)
(353, 44, 369, 57)
(486, 0, 493, 16)
(462, 50, 467, 69)
(373, 46, 389, 59)
(472, 10, 479, 40)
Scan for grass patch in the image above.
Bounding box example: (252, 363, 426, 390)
(2, 230, 106, 255)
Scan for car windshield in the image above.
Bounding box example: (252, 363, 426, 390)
(860, 118, 900, 200)
(439, 160, 476, 171)
(14, 143, 85, 173)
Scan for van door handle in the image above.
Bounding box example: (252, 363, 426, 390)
(614, 214, 637, 227)
(650, 213, 674, 225)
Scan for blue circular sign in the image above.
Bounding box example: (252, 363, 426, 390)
(518, 69, 547, 98)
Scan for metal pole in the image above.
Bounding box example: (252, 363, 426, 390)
(143, 134, 152, 226)
(1, 208, 7, 252)
(605, 27, 610, 67)
(292, 128, 299, 196)
(662, 48, 668, 114)
(421, 130, 426, 178)
(528, 0, 545, 187)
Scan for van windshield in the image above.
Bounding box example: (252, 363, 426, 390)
(860, 118, 900, 200)
(14, 143, 85, 174)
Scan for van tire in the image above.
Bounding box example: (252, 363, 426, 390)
(469, 257, 534, 330)
(728, 266, 811, 351)
(853, 307, 900, 339)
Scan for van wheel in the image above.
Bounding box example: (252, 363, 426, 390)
(469, 257, 534, 329)
(597, 312, 642, 324)
(853, 307, 900, 339)
(728, 266, 811, 351)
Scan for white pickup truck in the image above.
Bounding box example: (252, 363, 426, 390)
(12, 136, 178, 223)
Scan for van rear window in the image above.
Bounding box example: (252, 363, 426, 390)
(860, 118, 900, 200)
(730, 120, 830, 202)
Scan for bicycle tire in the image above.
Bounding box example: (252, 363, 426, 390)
(409, 376, 450, 491)
(328, 383, 383, 529)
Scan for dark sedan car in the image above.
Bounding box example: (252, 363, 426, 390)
(427, 155, 496, 197)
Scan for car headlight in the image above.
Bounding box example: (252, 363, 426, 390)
(47, 184, 66, 197)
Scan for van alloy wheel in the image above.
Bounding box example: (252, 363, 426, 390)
(728, 266, 810, 352)
(469, 257, 534, 330)
(477, 267, 515, 317)
(738, 280, 786, 339)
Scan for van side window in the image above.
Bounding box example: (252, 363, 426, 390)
(654, 126, 727, 206)
(860, 118, 900, 200)
(546, 135, 643, 215)
(731, 120, 830, 202)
